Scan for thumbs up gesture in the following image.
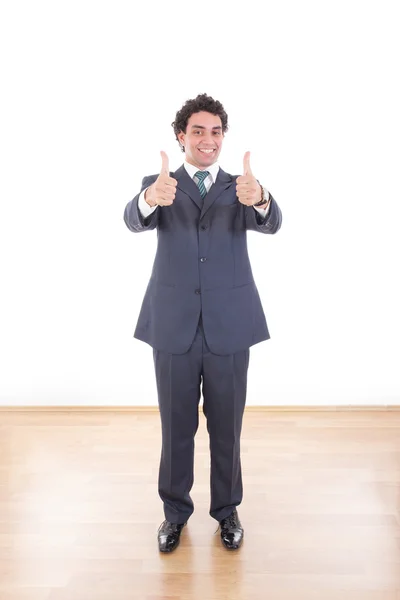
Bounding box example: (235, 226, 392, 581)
(236, 151, 262, 206)
(145, 151, 178, 207)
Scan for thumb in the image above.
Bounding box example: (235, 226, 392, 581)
(160, 150, 169, 175)
(243, 151, 252, 176)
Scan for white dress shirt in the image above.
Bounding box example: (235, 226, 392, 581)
(138, 161, 271, 219)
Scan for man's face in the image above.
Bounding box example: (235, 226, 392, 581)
(178, 111, 224, 169)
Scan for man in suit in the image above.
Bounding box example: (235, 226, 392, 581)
(123, 93, 282, 552)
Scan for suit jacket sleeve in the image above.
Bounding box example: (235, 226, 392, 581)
(245, 193, 282, 234)
(123, 175, 159, 233)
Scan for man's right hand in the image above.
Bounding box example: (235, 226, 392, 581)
(145, 151, 178, 207)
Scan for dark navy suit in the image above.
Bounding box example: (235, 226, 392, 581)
(124, 164, 282, 522)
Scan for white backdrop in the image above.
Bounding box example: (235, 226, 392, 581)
(0, 0, 399, 406)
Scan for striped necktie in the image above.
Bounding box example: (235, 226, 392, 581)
(194, 170, 210, 200)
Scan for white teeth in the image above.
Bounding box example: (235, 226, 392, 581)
(199, 149, 214, 153)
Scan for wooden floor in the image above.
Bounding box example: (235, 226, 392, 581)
(0, 409, 399, 600)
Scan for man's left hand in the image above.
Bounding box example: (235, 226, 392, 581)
(236, 151, 262, 206)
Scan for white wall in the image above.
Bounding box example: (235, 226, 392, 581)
(0, 0, 399, 406)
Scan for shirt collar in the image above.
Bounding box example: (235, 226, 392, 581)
(184, 160, 220, 183)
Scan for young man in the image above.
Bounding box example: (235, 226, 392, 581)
(123, 93, 282, 552)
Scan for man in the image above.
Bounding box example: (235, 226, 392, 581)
(123, 93, 282, 552)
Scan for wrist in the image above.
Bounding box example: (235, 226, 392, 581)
(253, 185, 269, 207)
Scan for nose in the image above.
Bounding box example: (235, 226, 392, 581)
(203, 131, 216, 144)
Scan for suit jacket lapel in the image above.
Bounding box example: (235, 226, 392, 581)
(174, 165, 234, 220)
(174, 165, 203, 211)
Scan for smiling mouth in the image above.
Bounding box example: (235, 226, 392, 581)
(198, 148, 215, 154)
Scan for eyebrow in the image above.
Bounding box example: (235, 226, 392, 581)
(190, 125, 222, 130)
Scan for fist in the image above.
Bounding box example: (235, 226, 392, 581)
(236, 151, 262, 206)
(145, 151, 177, 207)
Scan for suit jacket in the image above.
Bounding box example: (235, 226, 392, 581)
(123, 164, 282, 355)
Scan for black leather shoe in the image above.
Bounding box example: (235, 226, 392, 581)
(157, 519, 186, 553)
(219, 509, 244, 550)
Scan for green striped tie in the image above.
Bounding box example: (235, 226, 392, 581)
(194, 170, 210, 200)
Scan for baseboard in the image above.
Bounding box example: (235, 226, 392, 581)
(0, 405, 399, 412)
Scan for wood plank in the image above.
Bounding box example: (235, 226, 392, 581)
(0, 410, 399, 598)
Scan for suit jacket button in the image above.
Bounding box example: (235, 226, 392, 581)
(200, 257, 207, 262)
(195, 289, 201, 294)
(200, 224, 208, 230)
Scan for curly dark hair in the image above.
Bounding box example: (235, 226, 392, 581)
(171, 93, 229, 152)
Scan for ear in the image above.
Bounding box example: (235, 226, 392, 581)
(177, 132, 185, 152)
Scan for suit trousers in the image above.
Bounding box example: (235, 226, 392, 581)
(152, 315, 250, 523)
